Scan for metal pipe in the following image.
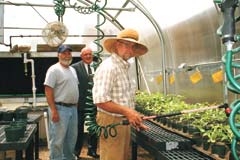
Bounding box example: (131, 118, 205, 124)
(137, 59, 151, 94)
(112, 0, 131, 20)
(81, 0, 124, 30)
(0, 1, 135, 11)
(8, 34, 116, 37)
(3, 34, 116, 49)
(43, 111, 50, 149)
(23, 53, 36, 108)
(3, 27, 43, 30)
(135, 58, 140, 90)
(130, 0, 167, 94)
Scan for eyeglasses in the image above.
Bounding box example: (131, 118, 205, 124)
(117, 40, 138, 50)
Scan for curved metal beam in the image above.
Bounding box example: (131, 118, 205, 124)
(130, 0, 167, 94)
(1, 0, 166, 94)
(82, 0, 167, 94)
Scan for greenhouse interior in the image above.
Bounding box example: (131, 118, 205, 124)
(0, 0, 240, 160)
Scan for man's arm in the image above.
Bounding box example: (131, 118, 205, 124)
(45, 85, 59, 122)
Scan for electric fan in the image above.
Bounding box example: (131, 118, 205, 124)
(42, 21, 68, 47)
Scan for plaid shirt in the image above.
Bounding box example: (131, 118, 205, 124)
(92, 53, 135, 117)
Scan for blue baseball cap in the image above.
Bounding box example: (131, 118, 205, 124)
(57, 45, 72, 53)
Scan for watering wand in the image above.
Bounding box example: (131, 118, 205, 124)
(216, 0, 238, 44)
(89, 104, 230, 138)
(121, 103, 230, 125)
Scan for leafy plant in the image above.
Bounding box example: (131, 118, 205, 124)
(202, 123, 233, 143)
(135, 91, 233, 145)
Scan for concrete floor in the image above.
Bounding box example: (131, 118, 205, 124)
(3, 143, 154, 160)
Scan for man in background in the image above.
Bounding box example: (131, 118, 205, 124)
(72, 47, 100, 159)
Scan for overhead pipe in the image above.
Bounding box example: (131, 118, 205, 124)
(0, 1, 135, 11)
(1, 34, 116, 50)
(0, 1, 133, 31)
(82, 0, 126, 30)
(111, 0, 132, 19)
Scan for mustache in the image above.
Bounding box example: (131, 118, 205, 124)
(60, 59, 72, 65)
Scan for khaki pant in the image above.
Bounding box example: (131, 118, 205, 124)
(97, 112, 131, 160)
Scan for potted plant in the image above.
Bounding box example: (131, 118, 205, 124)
(202, 123, 233, 158)
(135, 91, 233, 158)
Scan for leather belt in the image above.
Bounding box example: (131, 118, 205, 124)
(55, 102, 76, 107)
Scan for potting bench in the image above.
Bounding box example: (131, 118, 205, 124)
(0, 113, 42, 160)
(0, 124, 37, 160)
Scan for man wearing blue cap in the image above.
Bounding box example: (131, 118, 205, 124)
(44, 44, 79, 160)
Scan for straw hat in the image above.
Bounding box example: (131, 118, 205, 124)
(103, 28, 148, 56)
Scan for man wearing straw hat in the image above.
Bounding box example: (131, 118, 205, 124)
(92, 28, 149, 160)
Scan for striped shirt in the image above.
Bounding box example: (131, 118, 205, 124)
(92, 53, 135, 117)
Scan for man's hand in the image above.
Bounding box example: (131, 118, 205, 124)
(51, 108, 60, 122)
(125, 109, 149, 131)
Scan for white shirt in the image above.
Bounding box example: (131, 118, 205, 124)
(84, 62, 94, 74)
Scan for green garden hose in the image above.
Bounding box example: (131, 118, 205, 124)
(214, 0, 240, 159)
(53, 0, 127, 139)
(53, 0, 65, 21)
(81, 0, 127, 139)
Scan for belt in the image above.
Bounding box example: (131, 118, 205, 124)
(55, 102, 76, 107)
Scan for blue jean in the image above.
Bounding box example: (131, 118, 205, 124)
(48, 105, 78, 160)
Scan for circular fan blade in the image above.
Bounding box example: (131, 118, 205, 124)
(42, 21, 68, 47)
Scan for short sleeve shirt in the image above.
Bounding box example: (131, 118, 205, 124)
(44, 62, 79, 104)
